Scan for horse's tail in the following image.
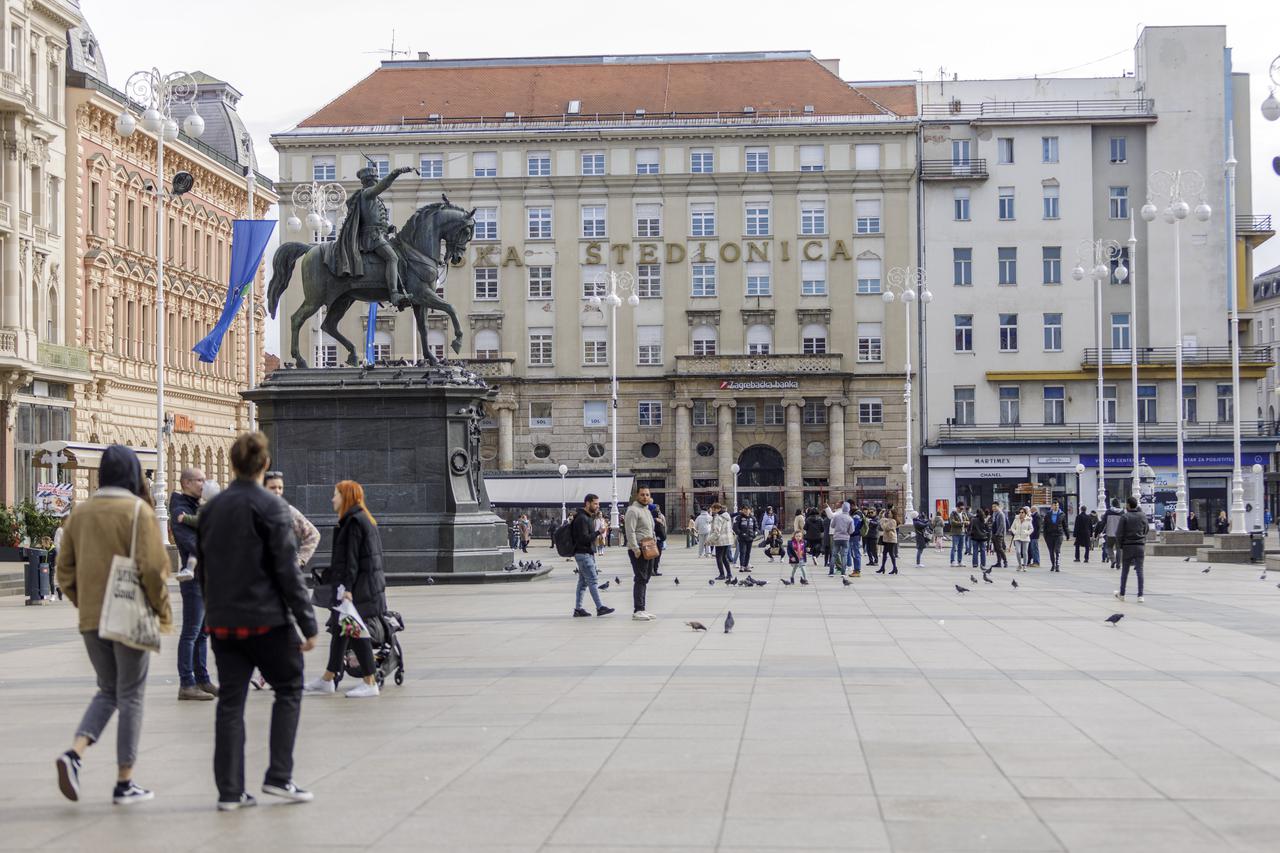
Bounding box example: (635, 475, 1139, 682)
(267, 242, 311, 318)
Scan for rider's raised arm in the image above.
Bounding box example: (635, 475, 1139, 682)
(364, 166, 411, 199)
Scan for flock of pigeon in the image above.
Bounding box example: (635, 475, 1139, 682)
(503, 560, 544, 573)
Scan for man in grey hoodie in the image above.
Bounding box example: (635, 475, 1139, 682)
(827, 502, 856, 577)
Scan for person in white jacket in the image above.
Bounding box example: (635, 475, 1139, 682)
(708, 503, 734, 580)
(694, 509, 713, 558)
(1010, 507, 1034, 571)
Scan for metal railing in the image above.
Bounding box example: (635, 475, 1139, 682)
(921, 98, 1154, 119)
(1081, 345, 1272, 366)
(675, 352, 844, 376)
(0, 330, 16, 356)
(937, 420, 1268, 442)
(1237, 214, 1274, 233)
(37, 342, 90, 372)
(920, 159, 988, 179)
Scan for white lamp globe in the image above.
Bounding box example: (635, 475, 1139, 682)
(1253, 463, 1264, 474)
(115, 111, 137, 137)
(1071, 265, 1086, 281)
(606, 293, 622, 308)
(1114, 263, 1128, 283)
(1172, 200, 1190, 220)
(305, 211, 323, 231)
(1093, 263, 1109, 280)
(1140, 202, 1158, 222)
(901, 463, 910, 474)
(920, 289, 933, 304)
(1075, 463, 1086, 475)
(1162, 207, 1177, 224)
(731, 463, 740, 474)
(881, 290, 895, 304)
(1262, 91, 1280, 122)
(1194, 202, 1212, 222)
(182, 113, 205, 138)
(140, 107, 162, 133)
(161, 118, 179, 142)
(286, 215, 302, 232)
(627, 293, 640, 307)
(558, 463, 568, 476)
(588, 295, 602, 309)
(902, 288, 917, 303)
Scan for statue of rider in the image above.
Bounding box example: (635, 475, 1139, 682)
(330, 162, 415, 307)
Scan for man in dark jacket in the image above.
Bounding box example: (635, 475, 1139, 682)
(990, 501, 1009, 568)
(1115, 495, 1149, 602)
(571, 494, 613, 618)
(1028, 506, 1042, 566)
(196, 432, 317, 811)
(1102, 498, 1124, 569)
(1042, 500, 1070, 571)
(171, 468, 215, 701)
(735, 506, 758, 571)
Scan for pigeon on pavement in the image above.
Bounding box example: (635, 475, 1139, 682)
(955, 584, 970, 594)
(1011, 579, 1019, 588)
(982, 574, 994, 584)
(1202, 567, 1211, 573)
(1184, 556, 1192, 562)
(724, 611, 735, 633)
(615, 577, 621, 585)
(970, 575, 978, 584)
(781, 578, 794, 586)
(598, 581, 610, 590)
(686, 621, 707, 631)
(1106, 613, 1125, 625)
(842, 577, 852, 587)
(674, 577, 680, 585)
(708, 579, 716, 586)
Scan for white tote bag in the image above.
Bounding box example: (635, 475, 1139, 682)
(98, 499, 162, 653)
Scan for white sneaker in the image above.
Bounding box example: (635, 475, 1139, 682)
(174, 568, 195, 582)
(1114, 592, 1124, 601)
(1137, 596, 1144, 603)
(632, 611, 656, 621)
(345, 682, 379, 698)
(303, 677, 335, 695)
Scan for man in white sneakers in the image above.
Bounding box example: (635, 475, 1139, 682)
(624, 486, 657, 621)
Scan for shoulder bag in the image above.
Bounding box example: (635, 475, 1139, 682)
(98, 499, 162, 653)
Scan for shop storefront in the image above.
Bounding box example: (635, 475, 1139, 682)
(1078, 452, 1270, 527)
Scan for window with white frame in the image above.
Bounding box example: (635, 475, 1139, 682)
(581, 205, 606, 238)
(529, 401, 553, 428)
(369, 156, 390, 177)
(1109, 186, 1129, 220)
(474, 267, 498, 300)
(1138, 385, 1157, 423)
(801, 260, 827, 296)
(854, 143, 880, 170)
(635, 148, 659, 175)
(803, 400, 827, 425)
(999, 313, 1018, 351)
(998, 186, 1015, 220)
(419, 153, 443, 178)
(954, 387, 975, 425)
(1042, 246, 1062, 284)
(736, 405, 757, 426)
(953, 248, 973, 286)
(473, 207, 497, 240)
(637, 325, 663, 366)
(998, 247, 1017, 285)
(691, 325, 717, 356)
(999, 386, 1021, 425)
(637, 264, 662, 298)
(473, 329, 500, 360)
(312, 155, 336, 181)
(801, 323, 827, 354)
(745, 146, 769, 173)
(997, 137, 1014, 164)
(473, 152, 497, 177)
(746, 324, 772, 355)
(527, 151, 551, 176)
(1041, 136, 1059, 163)
(638, 400, 663, 427)
(1099, 385, 1118, 424)
(857, 322, 882, 362)
(856, 256, 882, 294)
(745, 202, 771, 236)
(1043, 184, 1060, 219)
(529, 328, 553, 365)
(691, 262, 717, 297)
(858, 398, 883, 425)
(584, 400, 608, 428)
(1043, 313, 1063, 351)
(800, 201, 826, 235)
(764, 403, 785, 426)
(1183, 384, 1198, 423)
(799, 145, 824, 172)
(526, 206, 552, 239)
(581, 265, 607, 300)
(635, 203, 662, 237)
(427, 329, 446, 361)
(1043, 386, 1066, 424)
(855, 199, 881, 234)
(581, 150, 605, 175)
(1111, 313, 1131, 350)
(954, 188, 970, 221)
(692, 400, 715, 426)
(583, 327, 608, 365)
(954, 314, 973, 352)
(1217, 383, 1233, 422)
(528, 266, 552, 300)
(746, 261, 771, 296)
(1110, 136, 1127, 164)
(314, 343, 338, 368)
(690, 148, 714, 173)
(690, 203, 716, 237)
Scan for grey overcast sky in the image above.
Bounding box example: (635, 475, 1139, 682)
(83, 0, 1280, 353)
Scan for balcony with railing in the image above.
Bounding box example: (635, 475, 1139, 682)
(674, 352, 844, 376)
(1237, 214, 1274, 235)
(0, 70, 28, 110)
(37, 342, 90, 373)
(1081, 346, 1272, 367)
(921, 98, 1154, 120)
(937, 419, 1268, 444)
(920, 159, 988, 180)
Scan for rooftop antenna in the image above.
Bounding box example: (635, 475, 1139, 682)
(365, 29, 412, 61)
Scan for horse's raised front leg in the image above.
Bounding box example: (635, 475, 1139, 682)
(322, 295, 360, 366)
(442, 302, 464, 354)
(414, 304, 438, 367)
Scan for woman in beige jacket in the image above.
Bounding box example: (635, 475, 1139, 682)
(54, 445, 171, 806)
(876, 513, 899, 574)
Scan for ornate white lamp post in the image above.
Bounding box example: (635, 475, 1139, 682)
(1073, 239, 1128, 514)
(115, 69, 204, 531)
(587, 271, 638, 537)
(1260, 56, 1280, 122)
(286, 181, 346, 241)
(730, 463, 741, 513)
(1141, 169, 1212, 530)
(558, 463, 569, 524)
(882, 266, 931, 516)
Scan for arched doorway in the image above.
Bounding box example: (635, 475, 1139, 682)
(735, 444, 784, 515)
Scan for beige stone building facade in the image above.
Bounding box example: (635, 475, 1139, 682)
(271, 52, 918, 521)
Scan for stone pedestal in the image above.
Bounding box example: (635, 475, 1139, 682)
(244, 365, 526, 583)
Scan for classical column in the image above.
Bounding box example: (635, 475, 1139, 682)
(493, 399, 516, 471)
(2, 136, 20, 330)
(714, 400, 735, 502)
(826, 397, 848, 498)
(672, 399, 693, 512)
(783, 396, 805, 512)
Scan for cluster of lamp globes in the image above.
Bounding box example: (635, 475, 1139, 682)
(287, 211, 331, 236)
(113, 106, 205, 144)
(588, 290, 639, 309)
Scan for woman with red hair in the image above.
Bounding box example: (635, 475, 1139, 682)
(303, 480, 387, 698)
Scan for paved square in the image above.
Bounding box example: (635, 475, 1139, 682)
(4, 541, 1280, 851)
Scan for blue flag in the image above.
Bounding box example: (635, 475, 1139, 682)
(365, 302, 377, 364)
(194, 219, 277, 363)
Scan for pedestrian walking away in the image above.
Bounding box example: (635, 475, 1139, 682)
(709, 503, 734, 579)
(1043, 500, 1070, 571)
(1073, 506, 1094, 563)
(570, 494, 614, 617)
(198, 432, 319, 810)
(1115, 495, 1149, 602)
(1102, 498, 1124, 569)
(170, 467, 217, 702)
(54, 445, 172, 806)
(968, 508, 989, 570)
(695, 507, 712, 558)
(803, 508, 825, 566)
(624, 485, 658, 620)
(990, 501, 1009, 568)
(1011, 507, 1033, 571)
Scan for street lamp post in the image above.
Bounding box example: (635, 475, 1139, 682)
(1073, 239, 1128, 514)
(1260, 55, 1280, 122)
(882, 267, 932, 516)
(1075, 463, 1086, 511)
(1141, 170, 1212, 530)
(1226, 124, 1246, 533)
(285, 181, 346, 241)
(558, 463, 569, 524)
(587, 271, 638, 539)
(115, 69, 205, 532)
(730, 463, 741, 514)
(1127, 216, 1140, 502)
(238, 132, 259, 430)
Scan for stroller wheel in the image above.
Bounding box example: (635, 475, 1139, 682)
(394, 669, 404, 686)
(375, 670, 385, 689)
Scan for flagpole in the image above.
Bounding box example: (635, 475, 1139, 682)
(241, 133, 258, 431)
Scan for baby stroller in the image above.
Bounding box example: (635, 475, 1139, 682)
(336, 610, 406, 689)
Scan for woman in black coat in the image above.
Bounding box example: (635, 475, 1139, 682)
(803, 509, 825, 565)
(863, 510, 880, 567)
(968, 508, 989, 570)
(1073, 508, 1093, 563)
(303, 480, 387, 699)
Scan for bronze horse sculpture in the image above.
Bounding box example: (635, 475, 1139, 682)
(267, 201, 476, 368)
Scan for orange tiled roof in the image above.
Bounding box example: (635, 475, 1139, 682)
(297, 55, 917, 127)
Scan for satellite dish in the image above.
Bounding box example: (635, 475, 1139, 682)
(171, 171, 194, 196)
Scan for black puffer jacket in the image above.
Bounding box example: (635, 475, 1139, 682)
(324, 507, 387, 619)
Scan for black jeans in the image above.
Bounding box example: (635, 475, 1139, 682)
(737, 537, 753, 569)
(211, 625, 304, 800)
(326, 633, 375, 678)
(628, 549, 652, 612)
(1045, 536, 1063, 568)
(714, 545, 732, 578)
(1121, 546, 1145, 596)
(864, 538, 878, 565)
(881, 542, 898, 571)
(1074, 542, 1091, 562)
(991, 535, 1007, 567)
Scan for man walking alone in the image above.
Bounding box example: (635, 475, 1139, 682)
(571, 494, 614, 618)
(1115, 495, 1149, 603)
(826, 502, 855, 576)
